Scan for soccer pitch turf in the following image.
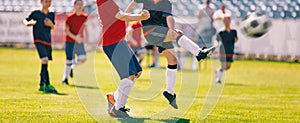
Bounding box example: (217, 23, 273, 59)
(0, 48, 299, 122)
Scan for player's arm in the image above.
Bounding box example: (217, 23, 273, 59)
(44, 18, 55, 29)
(23, 19, 36, 26)
(234, 30, 238, 43)
(65, 23, 82, 43)
(115, 10, 150, 21)
(82, 23, 88, 44)
(125, 1, 138, 13)
(126, 27, 138, 46)
(23, 12, 36, 26)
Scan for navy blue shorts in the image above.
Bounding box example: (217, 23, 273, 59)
(103, 41, 142, 79)
(35, 43, 52, 60)
(65, 42, 87, 60)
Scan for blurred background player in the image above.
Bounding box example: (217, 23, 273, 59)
(126, 17, 146, 63)
(215, 16, 238, 84)
(213, 3, 232, 31)
(126, 0, 216, 109)
(97, 0, 149, 118)
(23, 0, 57, 93)
(62, 0, 88, 85)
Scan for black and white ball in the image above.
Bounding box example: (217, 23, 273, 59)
(240, 12, 271, 38)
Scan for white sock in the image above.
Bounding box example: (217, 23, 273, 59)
(165, 68, 177, 95)
(216, 68, 224, 82)
(114, 78, 134, 110)
(63, 60, 72, 80)
(191, 56, 198, 71)
(177, 35, 200, 56)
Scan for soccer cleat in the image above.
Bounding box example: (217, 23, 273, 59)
(39, 85, 46, 91)
(196, 46, 216, 62)
(62, 78, 69, 85)
(106, 92, 115, 113)
(69, 69, 73, 78)
(44, 85, 58, 94)
(109, 106, 131, 118)
(163, 91, 178, 109)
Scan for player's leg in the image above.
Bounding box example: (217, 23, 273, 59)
(160, 48, 179, 109)
(62, 42, 75, 85)
(103, 41, 142, 118)
(74, 42, 87, 64)
(35, 43, 57, 93)
(163, 29, 213, 61)
(216, 57, 233, 83)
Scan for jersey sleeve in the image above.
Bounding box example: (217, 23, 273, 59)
(98, 0, 120, 18)
(50, 12, 55, 25)
(234, 30, 238, 40)
(25, 11, 36, 21)
(216, 32, 221, 42)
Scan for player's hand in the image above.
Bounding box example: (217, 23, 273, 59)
(44, 18, 54, 27)
(140, 10, 150, 20)
(24, 19, 37, 26)
(174, 29, 183, 35)
(75, 35, 83, 43)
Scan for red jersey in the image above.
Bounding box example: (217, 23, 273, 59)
(65, 12, 88, 43)
(128, 22, 143, 47)
(97, 0, 126, 46)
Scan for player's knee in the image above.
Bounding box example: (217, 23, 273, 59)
(226, 65, 231, 70)
(78, 55, 87, 64)
(41, 57, 48, 64)
(136, 71, 142, 78)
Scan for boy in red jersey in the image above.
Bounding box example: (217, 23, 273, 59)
(62, 0, 88, 85)
(24, 0, 57, 93)
(97, 0, 150, 118)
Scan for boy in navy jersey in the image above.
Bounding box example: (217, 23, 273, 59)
(126, 0, 216, 109)
(215, 16, 238, 83)
(24, 0, 57, 93)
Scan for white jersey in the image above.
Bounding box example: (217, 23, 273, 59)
(213, 9, 232, 31)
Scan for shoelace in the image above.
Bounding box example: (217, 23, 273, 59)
(119, 107, 130, 112)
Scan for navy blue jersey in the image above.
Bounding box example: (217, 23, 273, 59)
(216, 29, 237, 54)
(134, 0, 172, 27)
(25, 10, 55, 46)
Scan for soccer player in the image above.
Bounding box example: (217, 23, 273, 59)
(213, 3, 232, 31)
(96, 0, 150, 118)
(126, 20, 146, 63)
(125, 0, 216, 109)
(62, 0, 88, 85)
(215, 16, 238, 83)
(23, 0, 57, 93)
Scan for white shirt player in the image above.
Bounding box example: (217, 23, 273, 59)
(213, 5, 232, 31)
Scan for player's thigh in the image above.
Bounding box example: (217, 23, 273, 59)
(163, 29, 180, 42)
(103, 41, 142, 79)
(74, 43, 87, 61)
(65, 42, 75, 60)
(35, 43, 52, 60)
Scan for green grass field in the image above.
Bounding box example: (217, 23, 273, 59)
(0, 47, 300, 122)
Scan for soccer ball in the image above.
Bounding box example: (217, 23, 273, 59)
(240, 12, 271, 38)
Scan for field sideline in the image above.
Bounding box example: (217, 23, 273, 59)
(0, 48, 299, 122)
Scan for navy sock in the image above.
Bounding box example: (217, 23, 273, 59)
(40, 64, 50, 86)
(167, 64, 178, 69)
